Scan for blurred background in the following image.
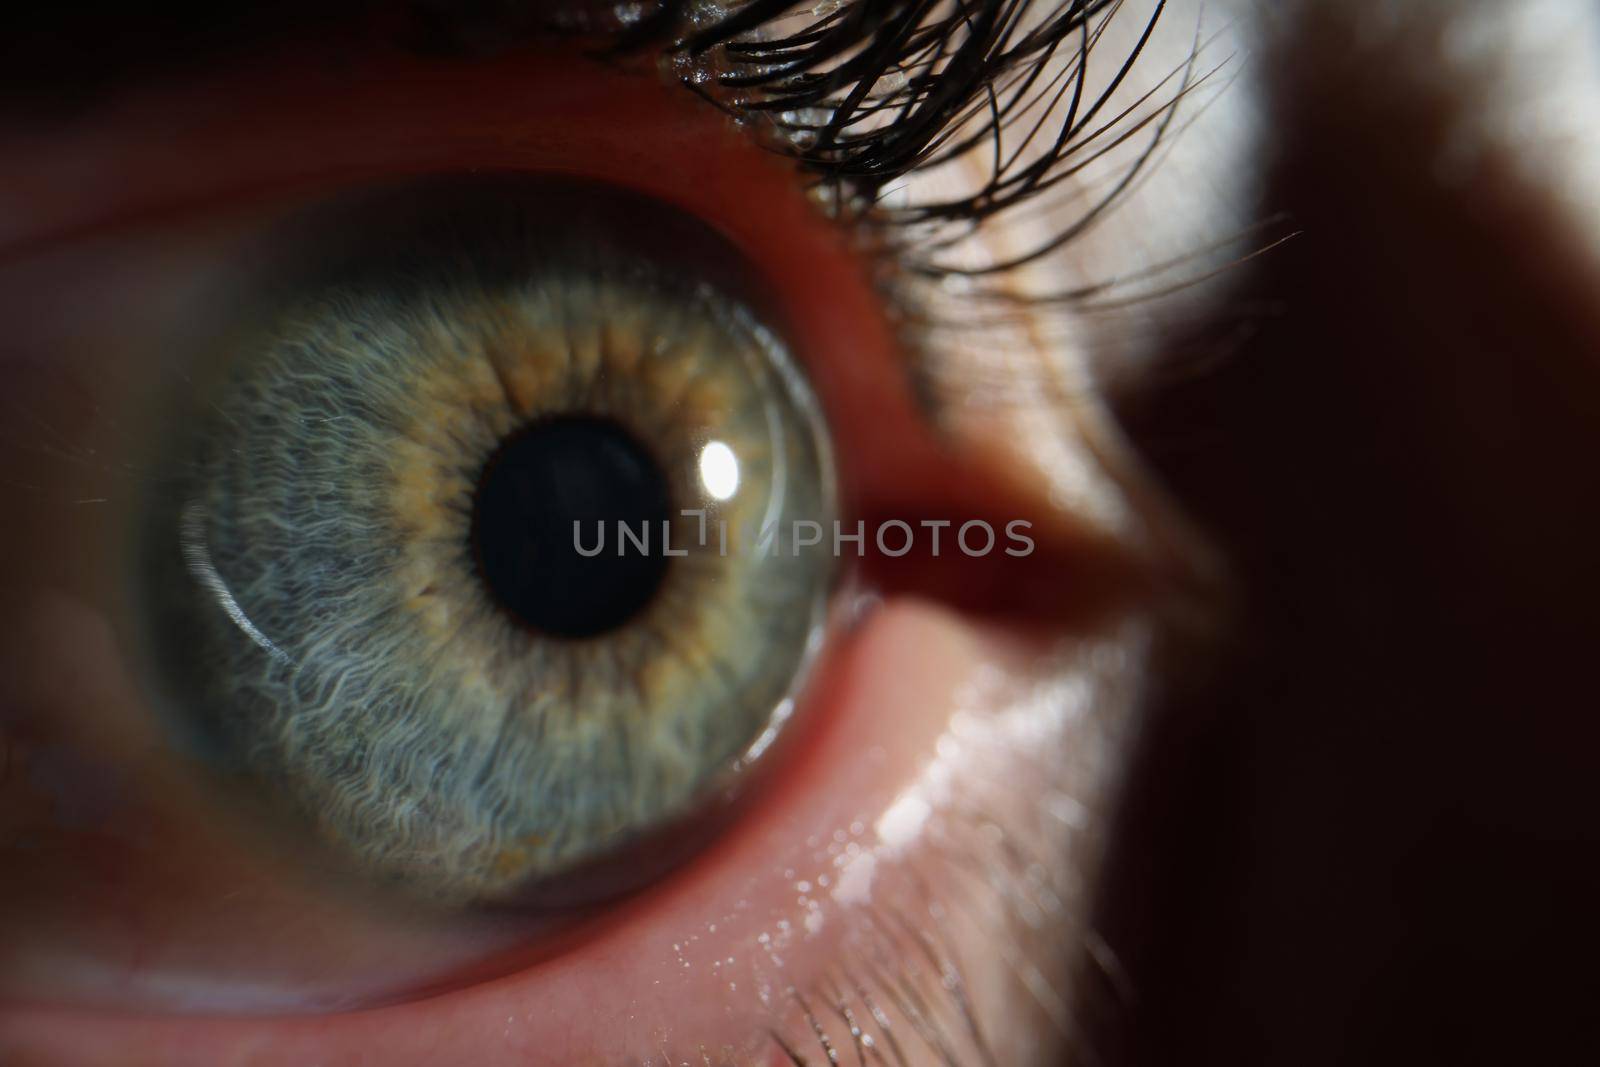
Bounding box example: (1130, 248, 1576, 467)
(1099, 6, 1600, 1062)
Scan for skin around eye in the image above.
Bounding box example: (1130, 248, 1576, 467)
(0, 26, 1181, 1066)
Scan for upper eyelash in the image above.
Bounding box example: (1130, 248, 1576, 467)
(402, 0, 1273, 323)
(640, 0, 1143, 209)
(604, 0, 1243, 302)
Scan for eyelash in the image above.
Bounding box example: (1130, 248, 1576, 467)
(597, 0, 1285, 423)
(619, 0, 1219, 289)
(405, 0, 1231, 315)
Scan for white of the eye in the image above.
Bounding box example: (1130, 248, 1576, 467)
(698, 439, 740, 501)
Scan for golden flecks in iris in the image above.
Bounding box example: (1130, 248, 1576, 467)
(481, 296, 572, 418)
(372, 271, 827, 743)
(599, 310, 646, 379)
(487, 830, 552, 882)
(642, 350, 740, 437)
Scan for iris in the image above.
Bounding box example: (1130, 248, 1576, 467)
(135, 181, 836, 904)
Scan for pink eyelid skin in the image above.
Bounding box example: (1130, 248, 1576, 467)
(0, 39, 1155, 1065)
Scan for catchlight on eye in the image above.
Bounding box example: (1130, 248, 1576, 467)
(133, 179, 837, 906)
(698, 440, 740, 502)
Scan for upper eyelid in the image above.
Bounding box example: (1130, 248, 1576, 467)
(0, 0, 1228, 354)
(0, 3, 1221, 593)
(1, 2, 1093, 239)
(0, 0, 1209, 591)
(0, 1, 1239, 559)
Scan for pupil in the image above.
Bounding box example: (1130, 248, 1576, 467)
(471, 415, 672, 639)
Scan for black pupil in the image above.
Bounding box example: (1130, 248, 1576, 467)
(471, 415, 672, 639)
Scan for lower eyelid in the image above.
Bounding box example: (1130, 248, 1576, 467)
(0, 598, 1132, 1065)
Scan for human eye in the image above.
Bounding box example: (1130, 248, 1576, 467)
(0, 2, 1259, 1064)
